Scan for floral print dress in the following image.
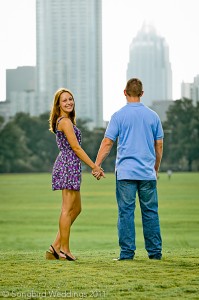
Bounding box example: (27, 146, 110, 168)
(52, 117, 82, 191)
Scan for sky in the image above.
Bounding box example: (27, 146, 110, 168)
(0, 0, 199, 121)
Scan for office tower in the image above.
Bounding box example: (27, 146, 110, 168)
(150, 100, 174, 122)
(0, 101, 11, 123)
(5, 66, 37, 116)
(36, 0, 103, 128)
(181, 75, 199, 105)
(192, 75, 199, 104)
(127, 23, 172, 107)
(6, 66, 35, 100)
(181, 81, 193, 100)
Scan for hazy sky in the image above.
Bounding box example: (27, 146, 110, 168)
(0, 0, 199, 120)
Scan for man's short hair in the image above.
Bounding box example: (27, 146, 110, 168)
(125, 78, 143, 97)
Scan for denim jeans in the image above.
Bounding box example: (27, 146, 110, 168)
(116, 179, 162, 259)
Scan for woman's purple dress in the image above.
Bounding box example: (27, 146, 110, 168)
(52, 119, 82, 191)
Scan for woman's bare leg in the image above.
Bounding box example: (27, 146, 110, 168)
(71, 191, 81, 225)
(59, 189, 81, 259)
(50, 191, 81, 255)
(50, 231, 61, 253)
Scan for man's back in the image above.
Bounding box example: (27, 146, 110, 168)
(105, 102, 163, 180)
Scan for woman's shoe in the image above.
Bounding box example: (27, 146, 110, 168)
(59, 250, 76, 261)
(46, 245, 59, 260)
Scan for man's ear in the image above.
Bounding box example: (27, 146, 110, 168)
(124, 89, 127, 96)
(140, 91, 144, 97)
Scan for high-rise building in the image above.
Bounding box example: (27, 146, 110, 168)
(181, 81, 193, 100)
(36, 0, 103, 128)
(5, 66, 37, 117)
(150, 100, 174, 122)
(192, 75, 199, 104)
(127, 23, 172, 107)
(0, 100, 11, 123)
(181, 75, 199, 105)
(6, 66, 36, 100)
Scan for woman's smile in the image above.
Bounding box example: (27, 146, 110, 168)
(59, 92, 74, 114)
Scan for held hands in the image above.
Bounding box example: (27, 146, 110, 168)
(92, 165, 105, 180)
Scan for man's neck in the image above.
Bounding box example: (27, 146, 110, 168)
(126, 96, 140, 103)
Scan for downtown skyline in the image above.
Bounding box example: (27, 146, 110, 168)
(0, 0, 199, 120)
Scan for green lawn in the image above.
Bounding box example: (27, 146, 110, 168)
(0, 172, 199, 299)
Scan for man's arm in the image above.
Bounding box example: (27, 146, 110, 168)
(154, 139, 163, 177)
(95, 137, 114, 167)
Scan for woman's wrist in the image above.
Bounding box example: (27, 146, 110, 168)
(91, 163, 96, 170)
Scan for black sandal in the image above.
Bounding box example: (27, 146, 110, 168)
(46, 245, 59, 260)
(59, 250, 76, 261)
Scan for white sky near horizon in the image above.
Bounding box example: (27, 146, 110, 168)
(0, 0, 199, 121)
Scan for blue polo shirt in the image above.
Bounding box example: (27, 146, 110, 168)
(105, 102, 164, 180)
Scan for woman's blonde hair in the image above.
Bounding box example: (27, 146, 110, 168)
(49, 88, 76, 133)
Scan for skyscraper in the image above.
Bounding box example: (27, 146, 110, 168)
(6, 66, 36, 100)
(181, 75, 199, 105)
(127, 23, 172, 107)
(36, 0, 103, 128)
(181, 81, 193, 100)
(192, 75, 199, 104)
(5, 66, 37, 116)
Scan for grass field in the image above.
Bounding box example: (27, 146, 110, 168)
(0, 172, 199, 299)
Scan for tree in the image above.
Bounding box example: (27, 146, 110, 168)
(163, 98, 199, 171)
(76, 119, 117, 172)
(0, 121, 31, 172)
(0, 116, 4, 130)
(13, 112, 58, 171)
(0, 113, 117, 173)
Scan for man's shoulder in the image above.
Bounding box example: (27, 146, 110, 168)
(112, 105, 128, 117)
(111, 103, 161, 122)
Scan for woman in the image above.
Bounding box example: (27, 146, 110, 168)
(46, 88, 103, 261)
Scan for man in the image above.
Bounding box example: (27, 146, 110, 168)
(94, 78, 163, 260)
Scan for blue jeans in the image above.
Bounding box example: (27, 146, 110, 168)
(116, 179, 162, 259)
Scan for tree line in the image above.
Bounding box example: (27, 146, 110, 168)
(0, 113, 116, 173)
(162, 98, 199, 171)
(0, 98, 198, 173)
